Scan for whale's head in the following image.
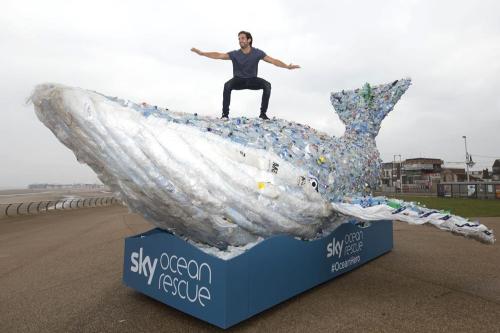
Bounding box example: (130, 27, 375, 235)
(30, 84, 100, 136)
(29, 83, 119, 170)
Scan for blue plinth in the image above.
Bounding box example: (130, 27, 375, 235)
(123, 220, 393, 329)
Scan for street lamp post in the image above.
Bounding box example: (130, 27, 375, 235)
(462, 135, 470, 182)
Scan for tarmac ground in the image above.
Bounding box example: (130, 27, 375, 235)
(0, 206, 499, 332)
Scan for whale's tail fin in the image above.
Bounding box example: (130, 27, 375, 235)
(330, 78, 411, 138)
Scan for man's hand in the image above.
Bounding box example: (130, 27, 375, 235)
(191, 48, 229, 60)
(263, 55, 301, 70)
(191, 47, 203, 56)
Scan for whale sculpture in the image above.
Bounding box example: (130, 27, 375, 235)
(30, 78, 494, 248)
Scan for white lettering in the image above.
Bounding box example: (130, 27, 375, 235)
(170, 255, 178, 274)
(198, 287, 211, 307)
(160, 253, 170, 270)
(158, 273, 164, 290)
(130, 248, 158, 285)
(132, 249, 214, 307)
(326, 238, 344, 258)
(199, 263, 212, 284)
(178, 280, 187, 299)
(186, 282, 199, 303)
(130, 252, 139, 272)
(331, 256, 361, 273)
(177, 257, 187, 276)
(345, 241, 363, 256)
(344, 231, 363, 243)
(162, 274, 173, 293)
(147, 257, 158, 285)
(172, 277, 178, 296)
(187, 259, 198, 279)
(139, 248, 145, 275)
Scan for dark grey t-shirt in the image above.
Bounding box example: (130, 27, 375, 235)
(228, 48, 266, 78)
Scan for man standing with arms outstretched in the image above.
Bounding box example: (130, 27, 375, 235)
(191, 31, 300, 120)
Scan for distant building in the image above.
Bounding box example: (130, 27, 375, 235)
(469, 169, 490, 181)
(380, 157, 500, 195)
(380, 162, 401, 186)
(28, 183, 109, 191)
(402, 158, 443, 192)
(441, 168, 466, 182)
(493, 159, 500, 181)
(379, 157, 494, 193)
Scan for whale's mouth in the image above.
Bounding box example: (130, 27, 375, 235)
(31, 83, 75, 129)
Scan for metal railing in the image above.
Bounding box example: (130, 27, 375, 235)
(437, 182, 500, 199)
(0, 196, 120, 218)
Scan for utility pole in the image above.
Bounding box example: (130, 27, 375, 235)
(391, 160, 394, 188)
(462, 136, 470, 182)
(392, 155, 396, 190)
(399, 155, 403, 193)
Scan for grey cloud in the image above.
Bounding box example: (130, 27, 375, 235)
(1, 0, 499, 187)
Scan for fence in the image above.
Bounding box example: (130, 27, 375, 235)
(437, 182, 500, 199)
(0, 196, 120, 218)
(378, 184, 435, 194)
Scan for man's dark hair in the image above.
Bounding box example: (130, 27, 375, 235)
(238, 31, 253, 46)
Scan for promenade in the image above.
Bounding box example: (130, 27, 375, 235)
(0, 206, 499, 332)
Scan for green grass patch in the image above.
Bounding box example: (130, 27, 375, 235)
(388, 195, 500, 217)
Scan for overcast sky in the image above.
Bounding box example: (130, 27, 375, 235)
(1, 0, 499, 188)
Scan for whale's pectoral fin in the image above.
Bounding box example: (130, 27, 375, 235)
(330, 78, 411, 138)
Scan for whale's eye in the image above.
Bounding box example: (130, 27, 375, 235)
(309, 177, 319, 192)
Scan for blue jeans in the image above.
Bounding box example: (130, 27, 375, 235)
(222, 77, 271, 116)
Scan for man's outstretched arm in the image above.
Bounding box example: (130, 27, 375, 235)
(263, 55, 300, 70)
(191, 48, 230, 60)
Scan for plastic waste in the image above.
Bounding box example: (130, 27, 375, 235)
(28, 78, 495, 254)
(334, 196, 495, 244)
